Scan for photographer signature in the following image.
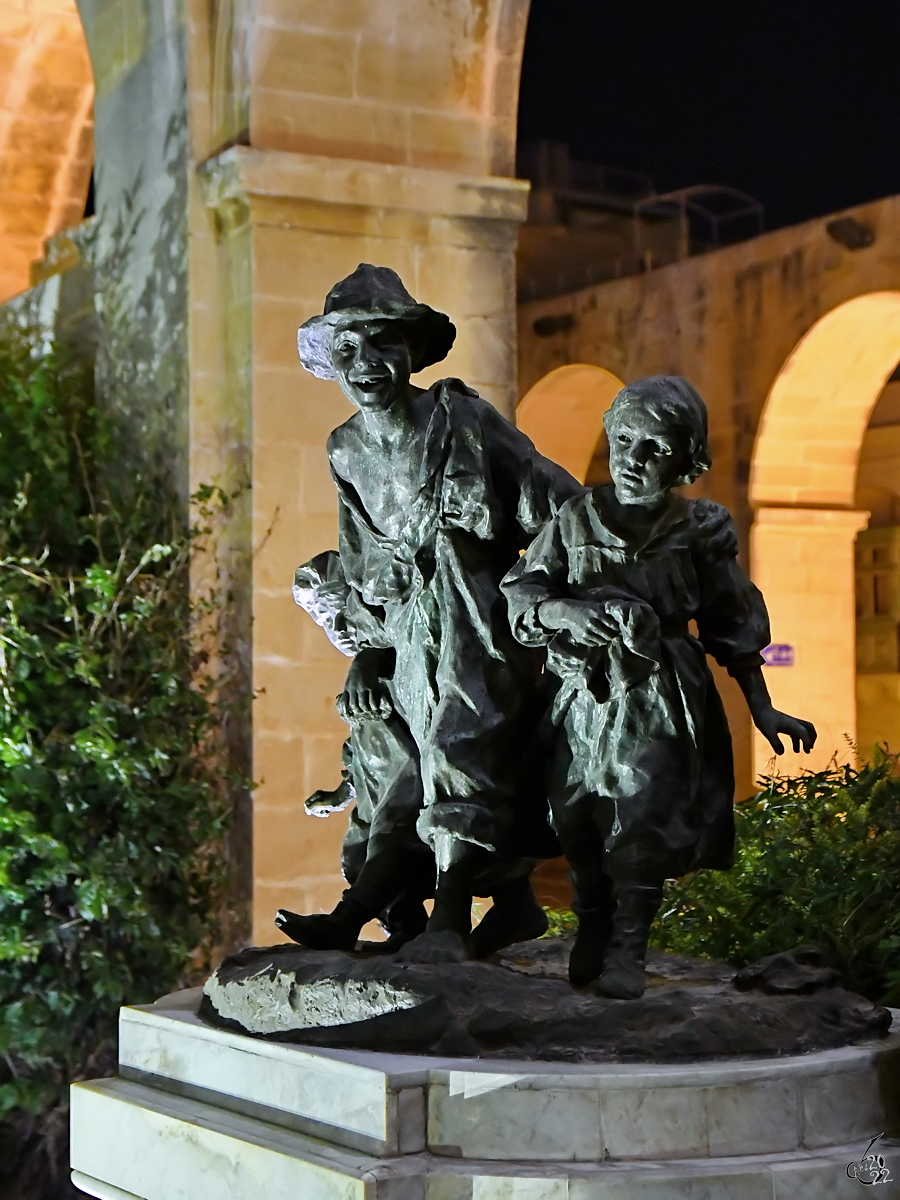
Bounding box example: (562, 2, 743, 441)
(848, 1134, 893, 1186)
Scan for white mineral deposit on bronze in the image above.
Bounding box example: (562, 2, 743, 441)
(203, 969, 422, 1035)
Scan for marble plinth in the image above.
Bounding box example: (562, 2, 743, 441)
(70, 990, 900, 1199)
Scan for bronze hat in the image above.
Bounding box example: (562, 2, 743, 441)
(296, 264, 457, 380)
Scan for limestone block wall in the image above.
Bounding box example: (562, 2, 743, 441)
(76, 0, 190, 491)
(249, 0, 529, 177)
(857, 421, 900, 521)
(855, 419, 900, 756)
(858, 674, 900, 758)
(750, 507, 868, 775)
(70, 0, 535, 939)
(519, 195, 900, 537)
(0, 0, 94, 303)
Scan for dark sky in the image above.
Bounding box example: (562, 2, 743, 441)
(518, 0, 900, 231)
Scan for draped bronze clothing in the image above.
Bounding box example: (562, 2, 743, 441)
(502, 486, 770, 883)
(329, 378, 582, 859)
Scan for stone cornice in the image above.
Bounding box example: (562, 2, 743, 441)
(197, 145, 530, 225)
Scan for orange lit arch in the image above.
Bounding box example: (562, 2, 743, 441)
(517, 363, 625, 483)
(0, 1, 94, 302)
(749, 292, 900, 777)
(751, 292, 900, 508)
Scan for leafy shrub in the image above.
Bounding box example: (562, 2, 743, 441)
(543, 906, 578, 939)
(0, 332, 229, 1197)
(546, 756, 900, 1004)
(652, 755, 900, 1003)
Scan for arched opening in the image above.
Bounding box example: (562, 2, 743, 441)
(0, 1, 94, 302)
(749, 292, 900, 777)
(854, 373, 900, 758)
(517, 363, 624, 483)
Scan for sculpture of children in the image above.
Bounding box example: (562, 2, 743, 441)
(283, 264, 580, 958)
(502, 376, 816, 998)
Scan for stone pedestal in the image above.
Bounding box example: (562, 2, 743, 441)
(70, 990, 900, 1198)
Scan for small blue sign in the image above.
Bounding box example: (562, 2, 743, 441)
(762, 643, 794, 667)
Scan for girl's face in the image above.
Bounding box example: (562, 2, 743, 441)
(607, 404, 692, 506)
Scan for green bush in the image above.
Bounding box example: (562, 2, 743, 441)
(0, 332, 229, 1197)
(547, 756, 900, 1005)
(652, 756, 900, 1003)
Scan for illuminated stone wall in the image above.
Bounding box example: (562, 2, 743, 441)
(248, 0, 528, 177)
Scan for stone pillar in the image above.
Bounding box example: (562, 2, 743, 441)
(76, 0, 191, 494)
(750, 506, 869, 780)
(199, 146, 528, 940)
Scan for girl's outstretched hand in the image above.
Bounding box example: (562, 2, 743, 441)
(753, 705, 817, 755)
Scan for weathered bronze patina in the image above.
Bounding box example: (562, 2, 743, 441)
(502, 376, 816, 996)
(287, 551, 432, 952)
(276, 265, 580, 961)
(277, 270, 816, 999)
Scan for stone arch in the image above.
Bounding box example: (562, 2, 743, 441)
(249, 0, 531, 174)
(517, 363, 624, 482)
(749, 292, 900, 777)
(0, 0, 94, 303)
(751, 292, 900, 508)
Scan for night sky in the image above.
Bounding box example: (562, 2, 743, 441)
(518, 0, 900, 232)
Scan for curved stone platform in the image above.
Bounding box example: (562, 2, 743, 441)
(69, 987, 900, 1199)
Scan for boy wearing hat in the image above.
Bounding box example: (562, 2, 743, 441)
(279, 265, 582, 957)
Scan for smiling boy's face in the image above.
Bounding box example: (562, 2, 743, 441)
(607, 404, 692, 506)
(330, 319, 413, 411)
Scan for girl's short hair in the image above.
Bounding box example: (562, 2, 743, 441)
(604, 375, 712, 485)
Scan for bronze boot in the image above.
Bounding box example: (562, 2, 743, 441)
(274, 894, 372, 951)
(471, 874, 549, 959)
(370, 892, 430, 954)
(596, 884, 663, 999)
(567, 903, 615, 988)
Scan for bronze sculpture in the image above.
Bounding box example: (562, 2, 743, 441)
(284, 551, 433, 952)
(276, 265, 580, 959)
(277, 270, 816, 995)
(502, 376, 816, 997)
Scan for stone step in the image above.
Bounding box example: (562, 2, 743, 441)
(70, 1074, 900, 1200)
